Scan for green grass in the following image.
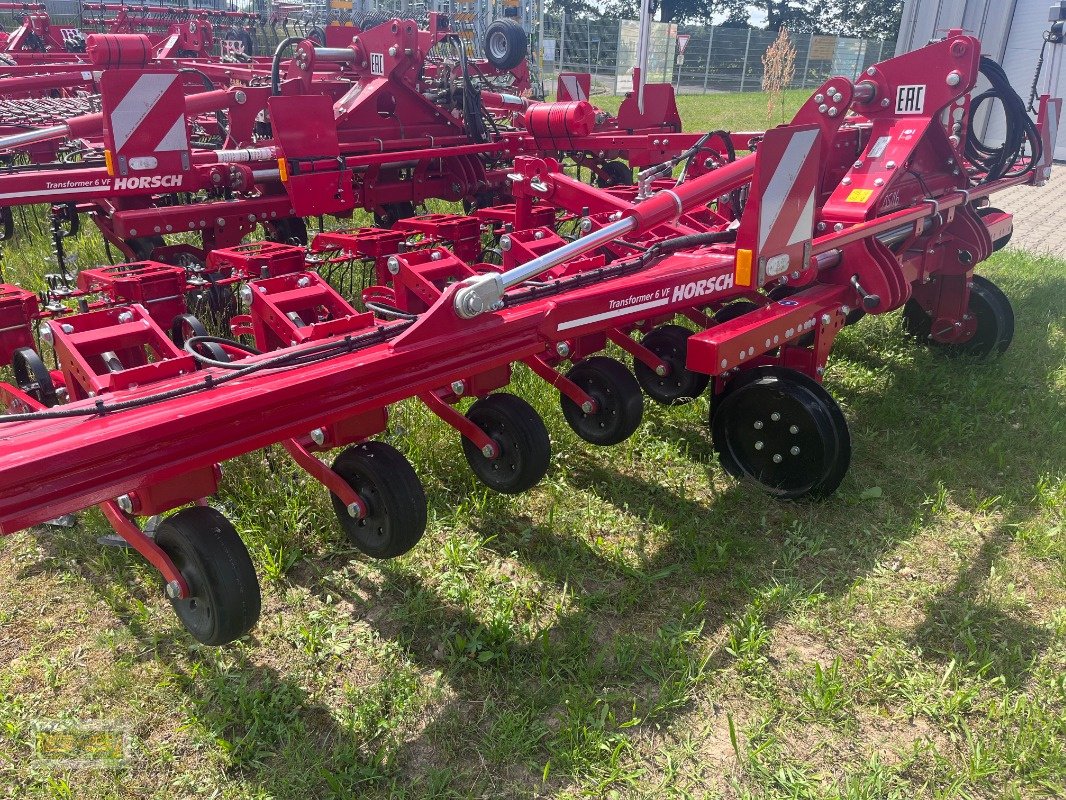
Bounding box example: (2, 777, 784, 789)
(0, 89, 1064, 799)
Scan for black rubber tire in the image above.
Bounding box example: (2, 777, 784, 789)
(265, 217, 308, 246)
(461, 393, 551, 494)
(977, 206, 1012, 252)
(170, 314, 230, 362)
(561, 356, 644, 446)
(596, 161, 634, 188)
(329, 441, 427, 559)
(483, 19, 527, 70)
(373, 202, 416, 229)
(903, 274, 1013, 359)
(155, 506, 261, 646)
(632, 324, 709, 405)
(12, 347, 58, 407)
(710, 366, 850, 500)
(713, 300, 759, 323)
(125, 235, 165, 262)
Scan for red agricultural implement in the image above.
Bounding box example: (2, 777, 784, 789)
(0, 15, 701, 263)
(0, 30, 1055, 645)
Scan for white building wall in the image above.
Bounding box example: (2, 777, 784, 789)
(896, 0, 1066, 158)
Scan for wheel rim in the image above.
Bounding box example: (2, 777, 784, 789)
(577, 381, 619, 436)
(169, 551, 215, 640)
(351, 472, 391, 547)
(714, 376, 845, 498)
(943, 280, 1011, 357)
(489, 31, 509, 60)
(480, 421, 523, 484)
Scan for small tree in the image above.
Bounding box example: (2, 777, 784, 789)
(762, 28, 797, 123)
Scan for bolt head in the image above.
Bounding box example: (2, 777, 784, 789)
(117, 311, 133, 324)
(821, 313, 832, 325)
(866, 67, 876, 76)
(946, 71, 961, 87)
(481, 443, 495, 458)
(451, 380, 465, 395)
(500, 235, 512, 251)
(116, 494, 134, 514)
(387, 256, 400, 275)
(165, 580, 182, 600)
(754, 420, 764, 429)
(347, 502, 361, 519)
(754, 441, 764, 450)
(534, 230, 544, 240)
(310, 428, 325, 445)
(579, 218, 592, 233)
(790, 446, 801, 456)
(556, 342, 571, 357)
(430, 250, 442, 261)
(828, 107, 839, 117)
(770, 412, 781, 422)
(772, 454, 783, 463)
(580, 401, 594, 414)
(814, 93, 824, 102)
(789, 425, 799, 434)
(881, 98, 890, 107)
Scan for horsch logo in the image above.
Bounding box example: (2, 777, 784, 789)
(671, 274, 734, 302)
(113, 175, 184, 191)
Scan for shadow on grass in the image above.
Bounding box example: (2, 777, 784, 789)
(908, 520, 1051, 690)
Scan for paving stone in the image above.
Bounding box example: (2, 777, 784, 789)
(997, 170, 1066, 254)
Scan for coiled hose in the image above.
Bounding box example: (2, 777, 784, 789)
(966, 55, 1042, 183)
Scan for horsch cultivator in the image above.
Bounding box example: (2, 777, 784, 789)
(0, 14, 703, 262)
(0, 29, 1055, 645)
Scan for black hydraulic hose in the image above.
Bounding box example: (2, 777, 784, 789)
(966, 55, 1042, 183)
(271, 36, 303, 96)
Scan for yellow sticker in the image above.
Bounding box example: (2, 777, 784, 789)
(845, 189, 874, 203)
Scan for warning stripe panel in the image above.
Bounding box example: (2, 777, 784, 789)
(756, 127, 817, 251)
(109, 73, 179, 152)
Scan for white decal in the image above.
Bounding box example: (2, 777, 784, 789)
(670, 274, 734, 303)
(370, 52, 385, 75)
(868, 135, 891, 159)
(895, 85, 926, 115)
(113, 175, 184, 190)
(765, 254, 790, 277)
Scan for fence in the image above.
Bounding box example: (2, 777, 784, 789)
(538, 15, 893, 97)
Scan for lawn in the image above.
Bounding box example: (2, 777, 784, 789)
(0, 88, 1063, 799)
